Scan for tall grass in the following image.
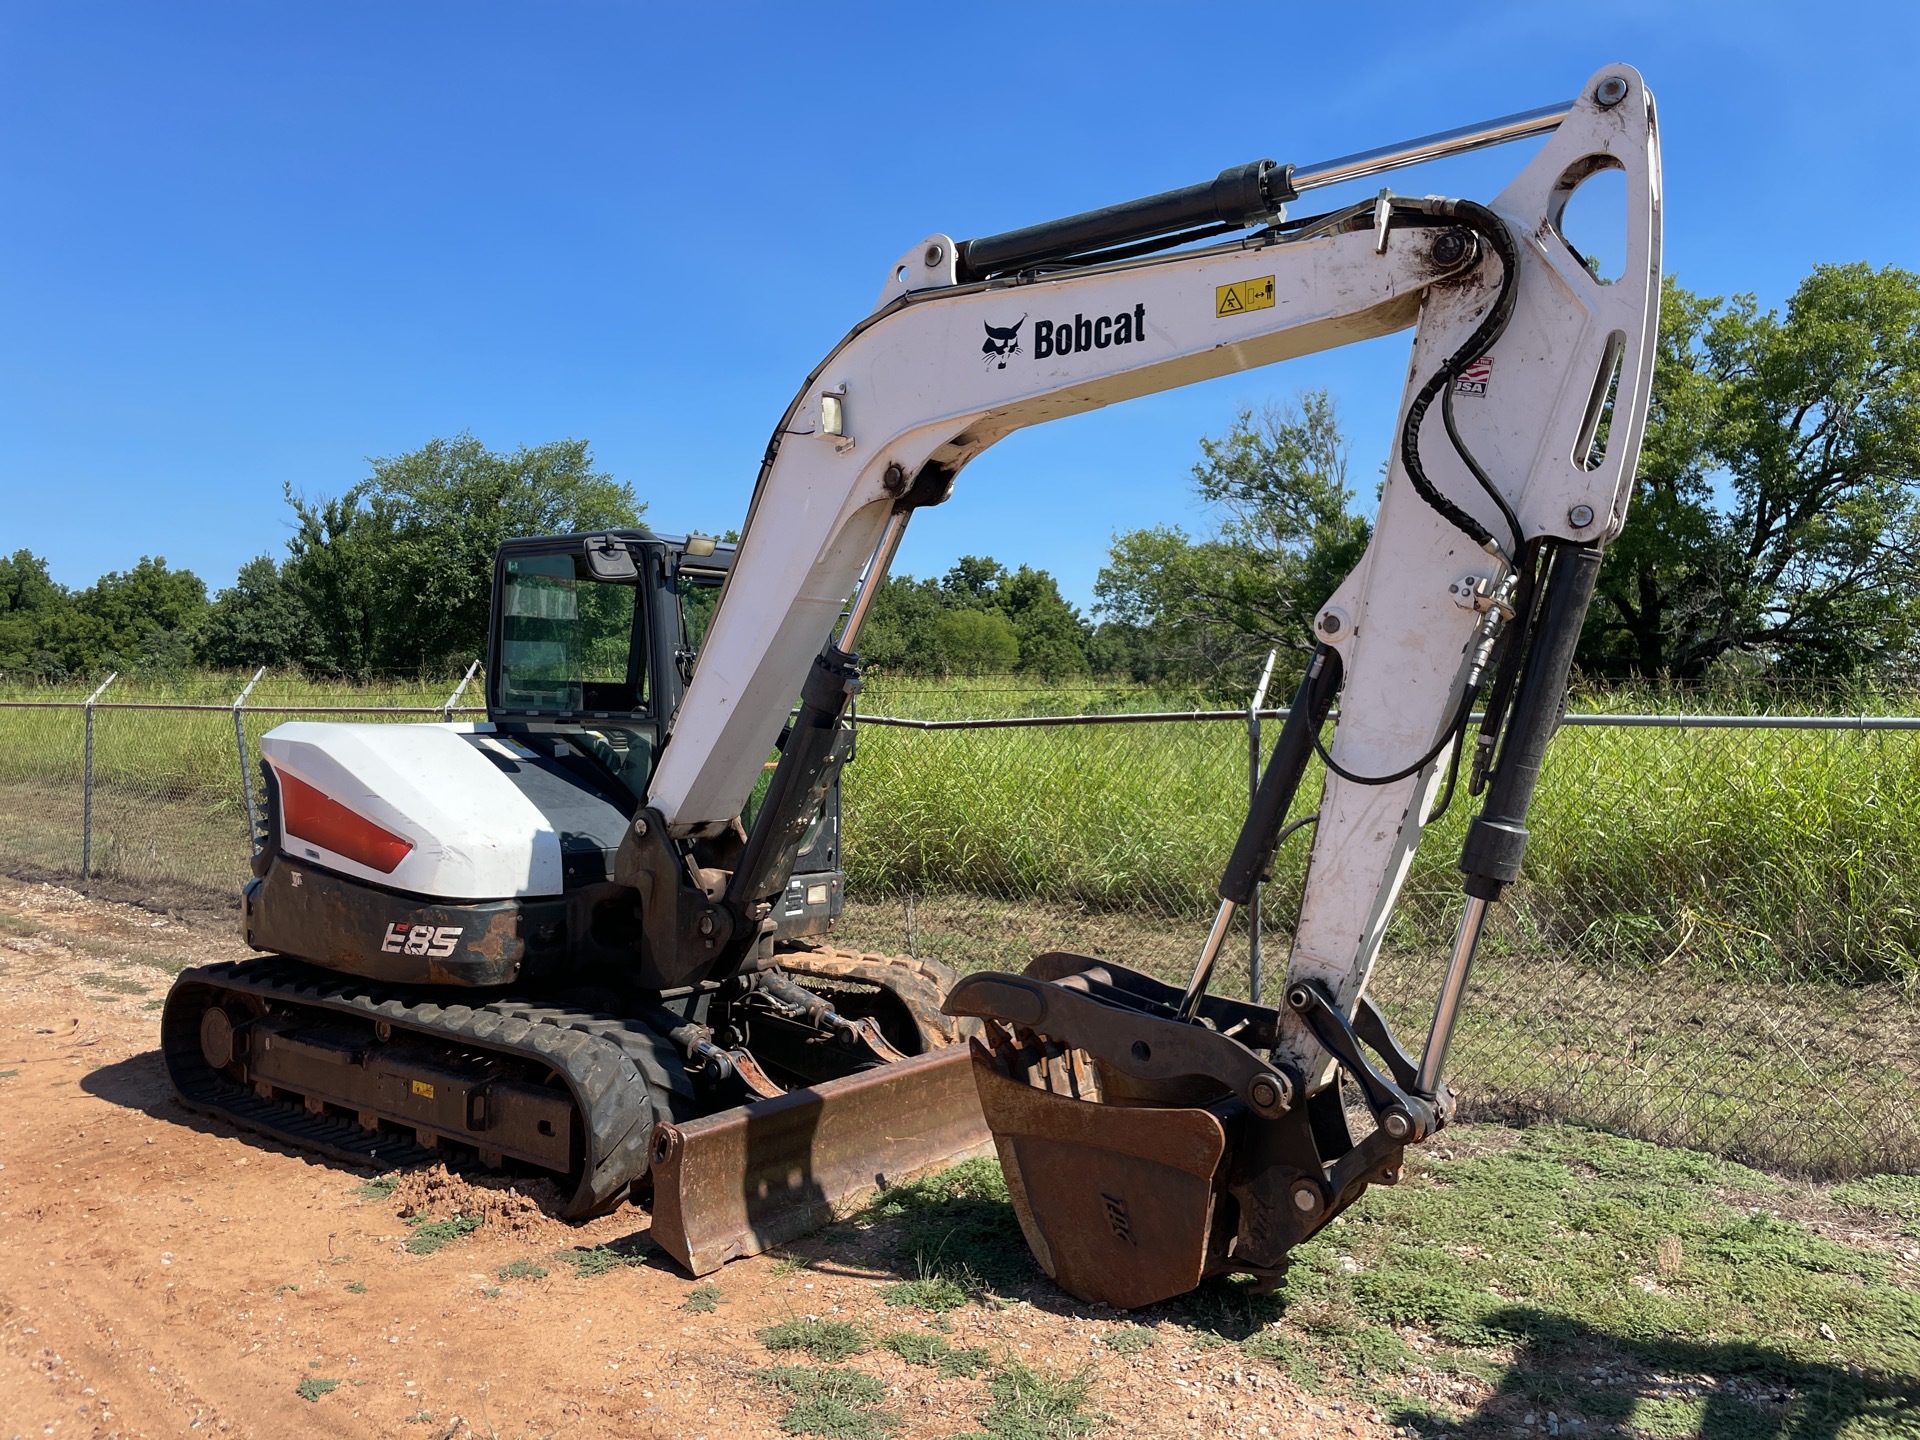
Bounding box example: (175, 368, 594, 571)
(842, 685, 1920, 990)
(1, 671, 1916, 988)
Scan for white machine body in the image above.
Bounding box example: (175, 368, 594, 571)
(259, 722, 564, 901)
(254, 70, 1659, 1085)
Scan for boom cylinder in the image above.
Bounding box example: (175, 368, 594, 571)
(725, 646, 859, 913)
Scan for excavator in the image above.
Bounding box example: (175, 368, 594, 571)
(161, 66, 1660, 1307)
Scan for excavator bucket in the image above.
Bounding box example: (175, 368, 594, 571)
(968, 1046, 1234, 1309)
(648, 1043, 993, 1274)
(945, 953, 1429, 1309)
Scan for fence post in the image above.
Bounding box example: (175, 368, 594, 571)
(80, 671, 119, 877)
(232, 667, 267, 857)
(442, 658, 481, 721)
(1246, 648, 1279, 1003)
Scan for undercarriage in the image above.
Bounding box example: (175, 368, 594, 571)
(161, 943, 988, 1272)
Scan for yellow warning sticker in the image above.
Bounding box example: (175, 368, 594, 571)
(411, 1079, 435, 1099)
(1215, 276, 1276, 318)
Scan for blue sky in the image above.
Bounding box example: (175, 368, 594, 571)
(3, 2, 1915, 611)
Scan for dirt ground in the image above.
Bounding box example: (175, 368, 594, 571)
(0, 874, 1396, 1440)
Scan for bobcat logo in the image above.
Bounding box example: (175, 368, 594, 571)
(981, 315, 1026, 369)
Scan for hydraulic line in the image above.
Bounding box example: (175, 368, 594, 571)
(1396, 200, 1526, 562)
(1470, 542, 1546, 795)
(1305, 196, 1525, 793)
(1311, 689, 1477, 789)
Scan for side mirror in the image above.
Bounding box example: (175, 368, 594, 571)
(583, 535, 638, 581)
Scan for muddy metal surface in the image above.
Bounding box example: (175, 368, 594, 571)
(0, 875, 1387, 1440)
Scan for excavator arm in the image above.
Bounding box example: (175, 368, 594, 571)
(642, 66, 1659, 1301)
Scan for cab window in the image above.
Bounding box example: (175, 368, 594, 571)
(498, 553, 648, 714)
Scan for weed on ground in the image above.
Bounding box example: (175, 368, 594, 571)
(880, 1329, 991, 1378)
(496, 1259, 547, 1281)
(977, 1361, 1101, 1439)
(756, 1365, 898, 1438)
(552, 1235, 651, 1277)
(401, 1214, 480, 1255)
(841, 1131, 1918, 1435)
(881, 1266, 971, 1312)
(78, 970, 147, 995)
(1238, 1124, 1920, 1435)
(863, 1158, 1034, 1297)
(352, 1174, 400, 1201)
(684, 1284, 722, 1313)
(1101, 1327, 1155, 1356)
(1832, 1173, 1920, 1237)
(759, 1318, 868, 1362)
(295, 1377, 341, 1403)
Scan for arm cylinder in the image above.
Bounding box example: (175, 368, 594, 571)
(957, 160, 1294, 280)
(1289, 102, 1571, 193)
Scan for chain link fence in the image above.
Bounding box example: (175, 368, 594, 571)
(0, 669, 483, 896)
(0, 672, 1913, 1179)
(834, 698, 1920, 1181)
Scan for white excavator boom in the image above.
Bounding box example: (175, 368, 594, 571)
(647, 66, 1660, 1306)
(650, 66, 1658, 857)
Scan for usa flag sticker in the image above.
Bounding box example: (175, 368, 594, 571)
(1455, 355, 1493, 396)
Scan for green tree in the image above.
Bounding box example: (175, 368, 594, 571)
(1583, 265, 1920, 677)
(932, 607, 1019, 674)
(855, 575, 945, 671)
(67, 557, 208, 674)
(940, 555, 1007, 608)
(0, 550, 76, 679)
(198, 555, 321, 669)
(1096, 390, 1369, 685)
(997, 565, 1091, 678)
(855, 553, 1094, 677)
(284, 434, 643, 674)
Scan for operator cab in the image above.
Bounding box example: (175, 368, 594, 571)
(484, 530, 843, 938)
(487, 529, 723, 802)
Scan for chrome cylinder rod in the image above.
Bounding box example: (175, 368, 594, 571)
(837, 509, 910, 651)
(1179, 898, 1239, 1021)
(1416, 894, 1493, 1094)
(1291, 101, 1571, 194)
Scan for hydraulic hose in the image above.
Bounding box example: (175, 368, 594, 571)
(1396, 199, 1526, 561)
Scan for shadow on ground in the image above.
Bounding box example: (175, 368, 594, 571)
(1416, 1308, 1919, 1440)
(80, 1048, 378, 1181)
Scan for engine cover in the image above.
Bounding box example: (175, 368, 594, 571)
(261, 721, 566, 900)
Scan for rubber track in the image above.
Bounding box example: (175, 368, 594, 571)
(162, 957, 667, 1218)
(776, 943, 973, 1049)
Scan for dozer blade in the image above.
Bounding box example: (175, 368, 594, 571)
(648, 1043, 992, 1275)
